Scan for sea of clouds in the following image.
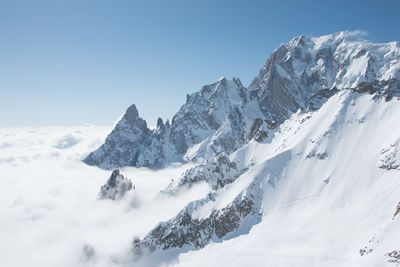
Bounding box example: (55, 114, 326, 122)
(0, 126, 208, 267)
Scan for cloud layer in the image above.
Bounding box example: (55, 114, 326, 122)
(0, 126, 208, 267)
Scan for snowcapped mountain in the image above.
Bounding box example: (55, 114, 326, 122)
(85, 77, 263, 169)
(88, 31, 399, 265)
(2, 31, 400, 267)
(250, 31, 400, 123)
(84, 31, 400, 171)
(132, 86, 400, 266)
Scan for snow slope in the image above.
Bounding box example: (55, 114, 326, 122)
(132, 90, 400, 266)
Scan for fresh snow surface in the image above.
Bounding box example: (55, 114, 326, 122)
(170, 91, 400, 267)
(130, 90, 399, 267)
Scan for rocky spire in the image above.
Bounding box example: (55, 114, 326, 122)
(99, 169, 133, 200)
(157, 117, 164, 128)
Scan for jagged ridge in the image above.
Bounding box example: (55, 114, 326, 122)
(85, 31, 400, 171)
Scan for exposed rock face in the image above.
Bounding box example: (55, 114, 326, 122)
(379, 145, 400, 170)
(249, 33, 400, 123)
(99, 169, 133, 200)
(306, 150, 329, 160)
(393, 201, 400, 219)
(131, 147, 289, 261)
(354, 79, 400, 101)
(85, 32, 400, 170)
(248, 118, 268, 142)
(84, 104, 150, 169)
(307, 88, 339, 110)
(171, 78, 245, 152)
(85, 78, 262, 169)
(163, 153, 245, 194)
(132, 179, 263, 259)
(386, 250, 400, 264)
(265, 119, 278, 130)
(247, 117, 280, 143)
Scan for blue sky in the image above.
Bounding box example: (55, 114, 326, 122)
(1, 0, 399, 127)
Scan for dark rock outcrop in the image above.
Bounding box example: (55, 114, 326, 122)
(248, 118, 268, 142)
(306, 151, 329, 160)
(379, 145, 400, 170)
(386, 250, 400, 264)
(307, 88, 339, 111)
(393, 201, 400, 220)
(99, 169, 133, 200)
(132, 181, 263, 259)
(163, 153, 246, 194)
(84, 104, 150, 169)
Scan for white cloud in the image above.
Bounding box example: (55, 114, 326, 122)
(0, 126, 206, 267)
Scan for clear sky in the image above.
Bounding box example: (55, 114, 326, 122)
(1, 0, 399, 127)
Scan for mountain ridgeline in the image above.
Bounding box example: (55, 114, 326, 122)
(84, 32, 400, 169)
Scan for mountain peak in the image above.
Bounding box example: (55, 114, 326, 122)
(123, 104, 139, 121)
(285, 31, 368, 50)
(157, 117, 164, 128)
(85, 32, 400, 169)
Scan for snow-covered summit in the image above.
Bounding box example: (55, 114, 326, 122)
(250, 31, 400, 123)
